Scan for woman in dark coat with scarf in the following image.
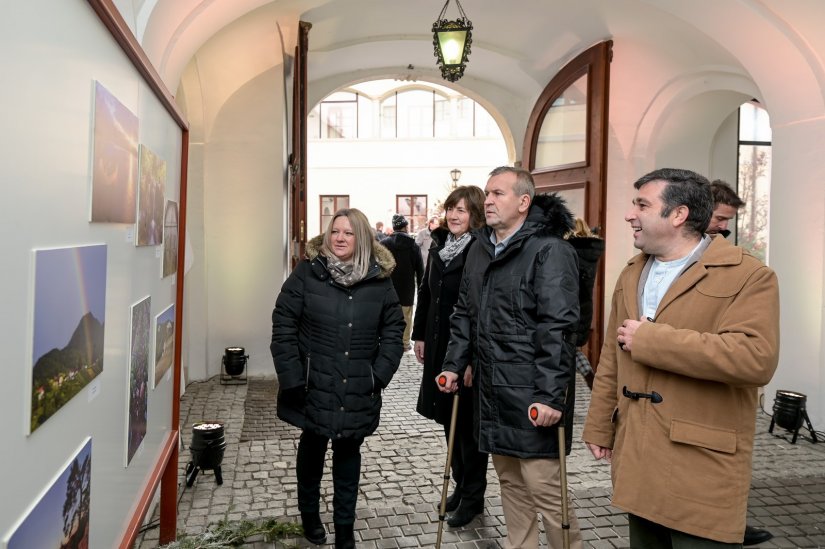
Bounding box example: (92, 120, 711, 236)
(411, 185, 489, 528)
(271, 208, 404, 548)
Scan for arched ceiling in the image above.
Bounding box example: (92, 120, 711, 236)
(130, 0, 825, 147)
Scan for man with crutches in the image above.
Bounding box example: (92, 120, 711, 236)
(437, 166, 583, 548)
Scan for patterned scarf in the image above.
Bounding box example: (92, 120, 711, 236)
(438, 232, 472, 266)
(324, 254, 362, 287)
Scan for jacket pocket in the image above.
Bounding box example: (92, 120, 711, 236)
(670, 418, 736, 453)
(304, 354, 311, 391)
(666, 418, 744, 508)
(491, 362, 533, 388)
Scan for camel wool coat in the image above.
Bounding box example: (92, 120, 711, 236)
(582, 235, 779, 543)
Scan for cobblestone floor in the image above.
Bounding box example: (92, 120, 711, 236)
(136, 353, 825, 548)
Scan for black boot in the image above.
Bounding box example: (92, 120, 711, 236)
(445, 490, 461, 512)
(447, 501, 483, 528)
(334, 523, 355, 549)
(743, 525, 773, 546)
(300, 512, 327, 545)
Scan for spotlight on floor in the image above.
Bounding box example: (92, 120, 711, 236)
(185, 421, 227, 486)
(769, 390, 819, 444)
(220, 346, 248, 385)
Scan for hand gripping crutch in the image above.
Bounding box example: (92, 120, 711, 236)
(530, 405, 571, 549)
(435, 374, 460, 549)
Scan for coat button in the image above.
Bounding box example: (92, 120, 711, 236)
(348, 323, 352, 327)
(345, 351, 349, 356)
(349, 295, 353, 300)
(342, 378, 347, 383)
(340, 406, 345, 411)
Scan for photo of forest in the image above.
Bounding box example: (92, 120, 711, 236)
(90, 81, 138, 224)
(4, 438, 92, 549)
(30, 245, 107, 433)
(136, 145, 166, 246)
(127, 296, 150, 466)
(153, 304, 175, 387)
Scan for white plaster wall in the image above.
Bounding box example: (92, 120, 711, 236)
(202, 67, 286, 379)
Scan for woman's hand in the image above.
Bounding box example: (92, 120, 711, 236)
(413, 341, 425, 364)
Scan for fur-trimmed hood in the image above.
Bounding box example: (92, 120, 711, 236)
(305, 234, 396, 278)
(525, 193, 576, 238)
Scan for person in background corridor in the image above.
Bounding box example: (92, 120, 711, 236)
(381, 213, 424, 351)
(271, 208, 404, 549)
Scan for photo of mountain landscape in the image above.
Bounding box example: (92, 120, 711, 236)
(30, 245, 107, 434)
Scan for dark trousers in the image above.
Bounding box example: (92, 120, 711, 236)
(629, 514, 743, 549)
(443, 386, 488, 510)
(296, 430, 364, 525)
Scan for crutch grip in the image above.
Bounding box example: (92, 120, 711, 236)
(529, 405, 538, 420)
(438, 374, 447, 387)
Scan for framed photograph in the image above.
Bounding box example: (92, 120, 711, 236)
(162, 200, 178, 278)
(136, 145, 166, 246)
(29, 245, 107, 434)
(126, 296, 150, 466)
(3, 438, 92, 549)
(90, 81, 139, 223)
(153, 304, 175, 388)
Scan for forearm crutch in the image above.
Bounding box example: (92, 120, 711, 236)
(530, 406, 571, 549)
(435, 374, 460, 549)
(558, 423, 571, 549)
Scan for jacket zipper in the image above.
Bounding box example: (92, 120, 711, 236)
(305, 354, 311, 391)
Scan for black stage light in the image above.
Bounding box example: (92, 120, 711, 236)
(221, 346, 248, 385)
(185, 421, 227, 486)
(769, 390, 819, 444)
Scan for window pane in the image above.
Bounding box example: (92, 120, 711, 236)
(434, 95, 450, 138)
(535, 73, 587, 169)
(453, 97, 474, 137)
(739, 102, 772, 142)
(412, 195, 428, 232)
(474, 104, 498, 137)
(338, 196, 349, 210)
(308, 106, 320, 139)
(397, 196, 413, 217)
(320, 102, 357, 138)
(737, 144, 771, 262)
(381, 95, 396, 138)
(398, 90, 434, 138)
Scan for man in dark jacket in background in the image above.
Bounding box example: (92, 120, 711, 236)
(438, 166, 582, 547)
(382, 214, 424, 350)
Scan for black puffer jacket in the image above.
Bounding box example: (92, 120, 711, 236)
(271, 236, 405, 440)
(411, 227, 474, 424)
(567, 236, 605, 346)
(443, 194, 580, 458)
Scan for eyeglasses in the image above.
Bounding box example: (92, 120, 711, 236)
(622, 385, 663, 404)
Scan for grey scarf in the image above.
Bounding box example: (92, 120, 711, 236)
(438, 232, 472, 266)
(325, 254, 362, 287)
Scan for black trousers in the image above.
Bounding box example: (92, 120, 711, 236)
(296, 430, 364, 525)
(629, 514, 743, 549)
(443, 385, 489, 510)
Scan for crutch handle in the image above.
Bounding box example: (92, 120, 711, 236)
(438, 374, 448, 387)
(529, 405, 538, 420)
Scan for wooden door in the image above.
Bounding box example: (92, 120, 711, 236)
(523, 41, 612, 371)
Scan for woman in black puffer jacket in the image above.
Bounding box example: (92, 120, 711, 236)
(411, 185, 489, 527)
(271, 208, 404, 549)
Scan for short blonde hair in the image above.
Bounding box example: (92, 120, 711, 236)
(321, 208, 374, 278)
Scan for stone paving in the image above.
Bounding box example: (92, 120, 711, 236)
(136, 353, 825, 548)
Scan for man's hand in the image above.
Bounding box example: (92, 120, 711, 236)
(436, 371, 459, 393)
(586, 442, 613, 463)
(617, 315, 650, 352)
(528, 403, 561, 427)
(463, 365, 473, 387)
(413, 341, 425, 364)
